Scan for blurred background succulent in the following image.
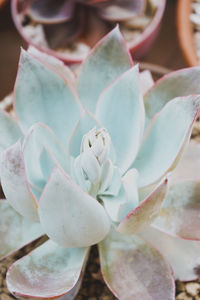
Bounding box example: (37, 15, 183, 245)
(12, 0, 166, 63)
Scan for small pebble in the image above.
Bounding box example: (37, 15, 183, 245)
(186, 282, 200, 296)
(176, 281, 186, 293)
(1, 294, 13, 300)
(176, 292, 193, 300)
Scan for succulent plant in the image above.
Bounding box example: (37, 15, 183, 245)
(1, 28, 200, 299)
(12, 0, 166, 62)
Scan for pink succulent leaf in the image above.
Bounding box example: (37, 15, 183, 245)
(139, 70, 154, 96)
(169, 140, 200, 184)
(133, 95, 200, 187)
(145, 67, 200, 121)
(117, 178, 167, 235)
(38, 166, 110, 248)
(0, 109, 23, 155)
(96, 0, 146, 21)
(26, 0, 75, 24)
(140, 225, 200, 281)
(28, 46, 76, 85)
(14, 49, 82, 147)
(0, 141, 39, 222)
(23, 123, 70, 197)
(98, 227, 175, 300)
(77, 27, 133, 113)
(43, 8, 85, 49)
(153, 181, 200, 241)
(7, 240, 89, 299)
(68, 110, 101, 158)
(96, 65, 144, 174)
(0, 200, 43, 261)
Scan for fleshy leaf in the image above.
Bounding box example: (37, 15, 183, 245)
(101, 169, 139, 223)
(77, 27, 132, 113)
(169, 140, 200, 184)
(145, 67, 200, 120)
(99, 228, 175, 300)
(140, 70, 154, 96)
(23, 123, 70, 194)
(7, 240, 89, 299)
(38, 166, 110, 247)
(101, 185, 125, 222)
(140, 225, 200, 281)
(100, 166, 121, 196)
(134, 95, 200, 187)
(96, 65, 144, 174)
(97, 0, 146, 21)
(153, 181, 200, 240)
(0, 141, 39, 222)
(28, 0, 75, 24)
(68, 110, 100, 158)
(0, 201, 43, 260)
(14, 49, 81, 147)
(117, 179, 167, 234)
(118, 168, 139, 221)
(28, 46, 76, 85)
(0, 109, 23, 154)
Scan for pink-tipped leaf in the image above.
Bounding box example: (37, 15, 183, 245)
(0, 141, 39, 222)
(140, 225, 200, 281)
(7, 240, 89, 299)
(133, 95, 200, 187)
(117, 178, 167, 235)
(99, 227, 175, 300)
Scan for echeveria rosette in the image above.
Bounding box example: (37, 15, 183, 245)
(0, 28, 200, 299)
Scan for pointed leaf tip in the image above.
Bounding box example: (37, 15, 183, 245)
(77, 27, 132, 113)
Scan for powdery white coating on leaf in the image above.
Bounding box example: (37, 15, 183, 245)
(0, 141, 39, 222)
(144, 66, 200, 120)
(68, 110, 101, 159)
(0, 109, 23, 154)
(140, 225, 200, 281)
(169, 140, 200, 184)
(134, 95, 200, 187)
(139, 70, 154, 96)
(153, 181, 200, 240)
(14, 49, 81, 147)
(77, 27, 132, 113)
(0, 201, 43, 260)
(22, 123, 70, 197)
(99, 228, 175, 300)
(28, 46, 76, 85)
(7, 240, 89, 298)
(96, 65, 144, 174)
(117, 178, 167, 235)
(38, 166, 110, 247)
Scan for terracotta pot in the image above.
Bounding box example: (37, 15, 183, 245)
(177, 0, 199, 66)
(11, 0, 166, 64)
(0, 0, 7, 9)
